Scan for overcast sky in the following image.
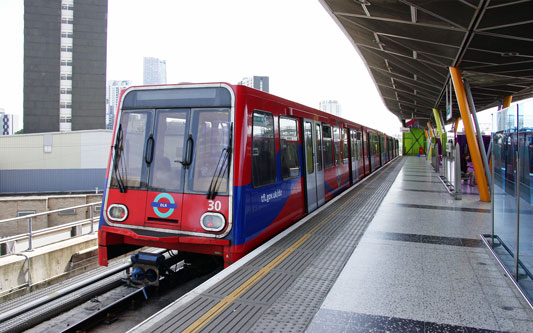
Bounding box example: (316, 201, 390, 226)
(0, 0, 402, 135)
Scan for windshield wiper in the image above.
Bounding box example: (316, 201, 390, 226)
(206, 123, 232, 200)
(175, 135, 194, 168)
(112, 124, 127, 193)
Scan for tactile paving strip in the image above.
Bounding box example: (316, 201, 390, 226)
(148, 158, 405, 332)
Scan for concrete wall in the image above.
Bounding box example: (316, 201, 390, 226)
(0, 234, 97, 296)
(0, 194, 102, 238)
(0, 199, 48, 236)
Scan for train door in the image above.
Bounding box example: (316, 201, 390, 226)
(362, 129, 369, 176)
(315, 122, 325, 206)
(303, 119, 325, 213)
(350, 130, 358, 183)
(368, 133, 374, 172)
(143, 109, 189, 227)
(145, 108, 231, 229)
(378, 135, 382, 166)
(357, 131, 364, 179)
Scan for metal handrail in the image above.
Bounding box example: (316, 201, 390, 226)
(0, 202, 100, 224)
(0, 202, 101, 252)
(0, 217, 100, 244)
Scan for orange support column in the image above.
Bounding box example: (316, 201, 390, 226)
(503, 96, 512, 108)
(427, 122, 434, 139)
(449, 67, 490, 202)
(453, 118, 460, 137)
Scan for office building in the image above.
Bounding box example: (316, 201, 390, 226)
(1, 110, 18, 136)
(319, 100, 342, 117)
(143, 57, 167, 85)
(23, 0, 107, 133)
(106, 80, 132, 129)
(238, 76, 269, 93)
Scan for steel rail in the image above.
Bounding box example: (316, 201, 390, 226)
(0, 260, 132, 323)
(61, 285, 146, 333)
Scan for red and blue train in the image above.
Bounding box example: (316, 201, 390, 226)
(98, 83, 399, 268)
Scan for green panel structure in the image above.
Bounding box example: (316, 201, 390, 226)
(402, 128, 427, 156)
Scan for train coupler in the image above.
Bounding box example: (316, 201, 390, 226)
(130, 252, 165, 287)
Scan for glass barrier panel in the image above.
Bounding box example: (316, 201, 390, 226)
(518, 100, 533, 300)
(492, 106, 518, 276)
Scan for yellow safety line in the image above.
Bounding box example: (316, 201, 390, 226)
(184, 192, 357, 332)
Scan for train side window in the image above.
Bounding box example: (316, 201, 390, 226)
(280, 117, 300, 180)
(322, 124, 333, 168)
(342, 128, 349, 164)
(252, 111, 276, 187)
(333, 127, 341, 166)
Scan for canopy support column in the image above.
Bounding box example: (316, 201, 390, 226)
(453, 118, 460, 137)
(427, 122, 434, 161)
(503, 96, 512, 108)
(449, 67, 490, 202)
(463, 80, 492, 190)
(433, 108, 447, 154)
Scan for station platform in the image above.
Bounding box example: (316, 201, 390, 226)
(132, 156, 533, 332)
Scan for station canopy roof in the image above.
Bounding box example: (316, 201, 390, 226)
(320, 0, 533, 124)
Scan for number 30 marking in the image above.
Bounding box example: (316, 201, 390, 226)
(208, 200, 222, 211)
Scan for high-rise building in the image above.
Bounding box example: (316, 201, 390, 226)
(0, 109, 18, 136)
(238, 76, 269, 93)
(23, 0, 107, 134)
(143, 57, 167, 85)
(106, 80, 132, 130)
(319, 100, 342, 117)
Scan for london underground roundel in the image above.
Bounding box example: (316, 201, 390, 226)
(151, 193, 177, 218)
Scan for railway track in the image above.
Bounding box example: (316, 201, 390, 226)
(0, 251, 222, 333)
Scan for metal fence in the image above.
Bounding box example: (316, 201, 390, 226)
(0, 202, 101, 256)
(432, 142, 463, 200)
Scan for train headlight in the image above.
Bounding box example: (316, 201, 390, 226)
(108, 204, 128, 222)
(200, 212, 226, 232)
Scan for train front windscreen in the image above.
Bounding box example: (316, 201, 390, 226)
(110, 87, 232, 197)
